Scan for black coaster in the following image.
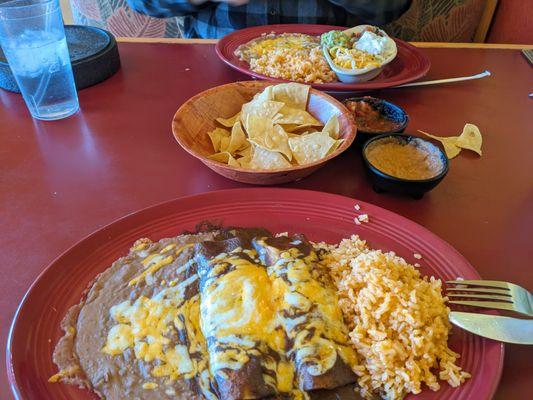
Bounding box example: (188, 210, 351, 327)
(0, 25, 121, 93)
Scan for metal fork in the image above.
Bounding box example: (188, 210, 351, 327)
(522, 49, 533, 66)
(446, 280, 533, 317)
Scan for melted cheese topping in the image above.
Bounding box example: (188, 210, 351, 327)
(128, 244, 193, 287)
(102, 271, 216, 398)
(48, 365, 80, 383)
(142, 382, 158, 389)
(201, 254, 281, 346)
(102, 239, 355, 398)
(200, 249, 307, 397)
(239, 34, 319, 60)
(256, 241, 358, 377)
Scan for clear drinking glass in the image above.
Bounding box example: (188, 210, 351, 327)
(0, 0, 79, 120)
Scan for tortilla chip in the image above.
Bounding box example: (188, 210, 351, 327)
(237, 144, 254, 167)
(271, 83, 310, 110)
(219, 135, 231, 153)
(241, 100, 284, 132)
(288, 131, 336, 165)
(208, 151, 239, 167)
(268, 125, 292, 160)
(208, 131, 221, 152)
(227, 121, 247, 155)
(254, 85, 274, 103)
(327, 138, 344, 155)
(207, 128, 230, 152)
(281, 124, 320, 133)
(216, 112, 241, 127)
(279, 123, 301, 133)
(246, 115, 274, 146)
(274, 105, 322, 127)
(237, 143, 252, 158)
(247, 119, 292, 161)
(441, 138, 462, 159)
(322, 115, 340, 139)
(249, 146, 291, 170)
(238, 155, 252, 168)
(228, 156, 240, 167)
(456, 123, 482, 155)
(418, 130, 461, 159)
(288, 132, 303, 138)
(208, 83, 326, 169)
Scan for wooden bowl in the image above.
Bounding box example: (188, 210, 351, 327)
(172, 81, 356, 185)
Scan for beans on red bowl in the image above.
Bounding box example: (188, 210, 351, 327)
(344, 96, 408, 143)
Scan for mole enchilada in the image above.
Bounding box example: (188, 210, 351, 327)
(50, 227, 359, 399)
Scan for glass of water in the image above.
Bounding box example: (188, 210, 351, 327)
(0, 0, 78, 120)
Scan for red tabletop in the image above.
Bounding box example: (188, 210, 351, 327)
(1, 42, 532, 399)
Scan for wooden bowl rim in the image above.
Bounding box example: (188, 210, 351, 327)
(171, 80, 356, 174)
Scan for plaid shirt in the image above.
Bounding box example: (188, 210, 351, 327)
(127, 0, 412, 39)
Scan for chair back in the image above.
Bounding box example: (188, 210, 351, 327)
(385, 0, 497, 42)
(68, 0, 185, 38)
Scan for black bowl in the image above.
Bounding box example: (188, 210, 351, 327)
(343, 96, 409, 145)
(0, 25, 120, 93)
(362, 133, 449, 199)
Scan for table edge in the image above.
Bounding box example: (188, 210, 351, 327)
(115, 37, 533, 49)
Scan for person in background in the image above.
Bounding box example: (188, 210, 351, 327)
(127, 0, 412, 39)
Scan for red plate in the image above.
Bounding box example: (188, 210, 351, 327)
(7, 189, 503, 399)
(215, 24, 431, 91)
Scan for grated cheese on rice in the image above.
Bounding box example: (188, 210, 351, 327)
(235, 33, 336, 84)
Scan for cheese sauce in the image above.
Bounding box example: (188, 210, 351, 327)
(199, 248, 301, 397)
(102, 245, 218, 399)
(255, 240, 358, 376)
(102, 235, 356, 399)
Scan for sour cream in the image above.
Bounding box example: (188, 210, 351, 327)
(355, 31, 389, 56)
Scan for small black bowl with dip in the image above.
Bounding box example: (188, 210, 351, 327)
(362, 133, 449, 199)
(344, 96, 408, 145)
